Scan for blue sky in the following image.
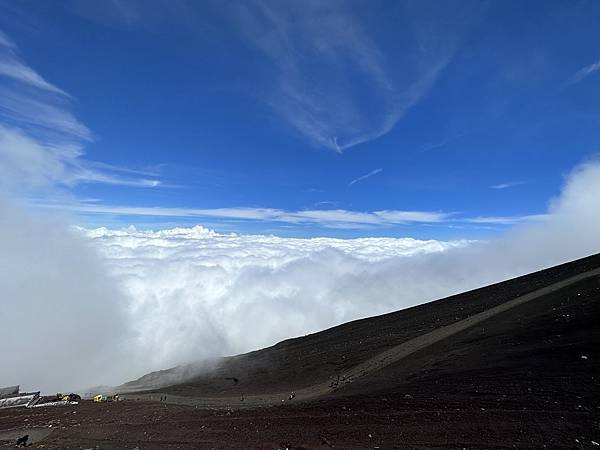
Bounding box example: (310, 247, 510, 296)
(1, 0, 599, 239)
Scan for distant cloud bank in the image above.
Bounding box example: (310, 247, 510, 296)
(78, 226, 469, 377)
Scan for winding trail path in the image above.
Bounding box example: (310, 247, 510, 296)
(123, 267, 600, 409)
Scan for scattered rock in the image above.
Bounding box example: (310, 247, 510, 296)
(320, 436, 333, 447)
(15, 434, 29, 447)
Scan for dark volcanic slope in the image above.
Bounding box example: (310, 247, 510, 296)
(339, 270, 600, 399)
(4, 254, 600, 449)
(127, 252, 600, 398)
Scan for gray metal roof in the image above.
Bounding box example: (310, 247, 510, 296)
(0, 385, 19, 399)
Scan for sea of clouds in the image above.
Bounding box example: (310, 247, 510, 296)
(2, 160, 600, 393)
(78, 227, 470, 372)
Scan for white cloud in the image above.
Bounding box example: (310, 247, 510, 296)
(0, 200, 132, 393)
(374, 210, 453, 224)
(0, 29, 161, 195)
(76, 225, 469, 376)
(231, 1, 462, 152)
(465, 214, 548, 225)
(0, 30, 14, 48)
(0, 125, 161, 194)
(349, 168, 383, 186)
(33, 203, 455, 228)
(567, 58, 600, 85)
(33, 201, 557, 229)
(71, 1, 470, 152)
(0, 34, 68, 95)
(0, 88, 91, 141)
(0, 125, 75, 191)
(490, 181, 525, 189)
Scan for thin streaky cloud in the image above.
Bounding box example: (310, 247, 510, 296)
(0, 31, 69, 96)
(420, 132, 467, 153)
(232, 1, 461, 152)
(0, 30, 15, 48)
(0, 60, 69, 96)
(566, 58, 600, 85)
(70, 2, 470, 152)
(0, 88, 91, 141)
(375, 210, 455, 223)
(465, 214, 549, 225)
(349, 168, 383, 186)
(86, 160, 162, 178)
(490, 181, 525, 190)
(31, 201, 549, 229)
(71, 167, 161, 188)
(0, 29, 163, 194)
(314, 200, 339, 207)
(32, 202, 453, 228)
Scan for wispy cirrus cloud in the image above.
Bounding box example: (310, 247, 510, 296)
(566, 58, 600, 85)
(0, 29, 161, 195)
(465, 214, 548, 225)
(71, 1, 472, 152)
(490, 181, 525, 190)
(34, 201, 553, 229)
(374, 210, 455, 224)
(230, 0, 465, 152)
(33, 202, 453, 229)
(0, 31, 68, 96)
(314, 200, 339, 208)
(349, 168, 383, 186)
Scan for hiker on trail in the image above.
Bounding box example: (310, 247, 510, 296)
(330, 375, 340, 388)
